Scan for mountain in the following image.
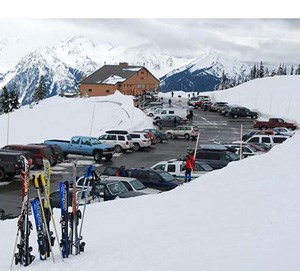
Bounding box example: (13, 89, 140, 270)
(0, 36, 192, 105)
(160, 52, 252, 92)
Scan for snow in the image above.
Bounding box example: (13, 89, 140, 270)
(101, 75, 127, 85)
(1, 77, 300, 270)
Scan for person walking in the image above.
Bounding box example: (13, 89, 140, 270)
(189, 109, 194, 124)
(168, 98, 172, 107)
(171, 91, 174, 98)
(185, 153, 195, 183)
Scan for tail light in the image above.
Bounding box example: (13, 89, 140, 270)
(143, 140, 147, 142)
(126, 141, 129, 145)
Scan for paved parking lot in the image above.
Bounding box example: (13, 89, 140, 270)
(0, 103, 256, 217)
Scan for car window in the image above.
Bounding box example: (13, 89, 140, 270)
(107, 182, 128, 195)
(121, 181, 132, 191)
(273, 137, 287, 143)
(149, 172, 162, 182)
(167, 164, 176, 172)
(71, 137, 81, 144)
(130, 134, 140, 139)
(129, 179, 146, 191)
(153, 164, 166, 171)
(262, 137, 271, 143)
(118, 135, 125, 141)
(248, 137, 259, 143)
(158, 171, 176, 182)
(81, 138, 91, 146)
(169, 111, 175, 114)
(99, 135, 107, 140)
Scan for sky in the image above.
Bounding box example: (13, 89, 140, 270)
(0, 1, 299, 72)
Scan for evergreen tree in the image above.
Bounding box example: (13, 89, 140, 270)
(10, 84, 20, 110)
(265, 67, 269, 77)
(277, 64, 284, 75)
(296, 64, 300, 75)
(33, 75, 47, 102)
(271, 69, 276, 76)
(218, 70, 226, 90)
(0, 86, 11, 113)
(259, 61, 264, 78)
(291, 66, 294, 75)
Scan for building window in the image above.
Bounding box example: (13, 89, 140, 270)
(106, 90, 110, 93)
(88, 88, 92, 92)
(141, 77, 144, 80)
(141, 71, 144, 75)
(118, 84, 121, 87)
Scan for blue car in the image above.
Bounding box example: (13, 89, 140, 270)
(143, 128, 168, 143)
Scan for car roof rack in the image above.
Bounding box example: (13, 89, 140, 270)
(105, 130, 129, 135)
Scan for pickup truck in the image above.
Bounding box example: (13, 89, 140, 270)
(253, 118, 297, 130)
(44, 136, 114, 162)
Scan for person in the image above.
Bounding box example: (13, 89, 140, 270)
(185, 153, 195, 183)
(115, 165, 128, 177)
(173, 116, 177, 127)
(189, 109, 194, 123)
(171, 91, 174, 98)
(168, 98, 172, 107)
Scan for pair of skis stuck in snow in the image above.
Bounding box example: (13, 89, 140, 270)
(11, 157, 93, 268)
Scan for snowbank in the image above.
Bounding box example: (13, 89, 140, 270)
(0, 91, 153, 147)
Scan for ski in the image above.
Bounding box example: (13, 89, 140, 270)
(31, 198, 47, 260)
(59, 181, 69, 258)
(32, 175, 55, 263)
(10, 156, 35, 269)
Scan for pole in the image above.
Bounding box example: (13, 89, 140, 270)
(240, 124, 243, 160)
(7, 112, 9, 144)
(89, 104, 96, 136)
(193, 132, 201, 161)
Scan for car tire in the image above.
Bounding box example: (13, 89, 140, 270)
(94, 151, 103, 162)
(184, 133, 190, 140)
(133, 143, 140, 151)
(149, 113, 154, 117)
(114, 145, 122, 153)
(156, 137, 162, 143)
(167, 133, 173, 139)
(233, 115, 238, 119)
(0, 168, 5, 182)
(251, 115, 257, 119)
(105, 154, 113, 161)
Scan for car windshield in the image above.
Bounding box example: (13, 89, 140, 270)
(226, 152, 239, 161)
(158, 171, 176, 182)
(129, 179, 146, 190)
(90, 138, 101, 145)
(200, 163, 213, 171)
(107, 182, 129, 195)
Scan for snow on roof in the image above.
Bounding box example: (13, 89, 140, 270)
(100, 75, 127, 85)
(122, 67, 141, 72)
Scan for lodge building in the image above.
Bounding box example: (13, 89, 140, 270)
(80, 62, 160, 97)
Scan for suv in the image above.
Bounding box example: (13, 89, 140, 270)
(98, 130, 134, 153)
(2, 144, 55, 168)
(227, 107, 259, 119)
(165, 125, 199, 140)
(245, 134, 289, 147)
(0, 150, 23, 181)
(126, 168, 181, 191)
(130, 132, 151, 151)
(195, 144, 239, 169)
(153, 115, 186, 128)
(31, 143, 64, 164)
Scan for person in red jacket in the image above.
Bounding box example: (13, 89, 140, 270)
(185, 153, 195, 182)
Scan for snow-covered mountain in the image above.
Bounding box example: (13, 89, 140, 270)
(0, 36, 192, 105)
(160, 52, 252, 92)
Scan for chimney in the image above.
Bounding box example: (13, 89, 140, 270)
(119, 62, 128, 68)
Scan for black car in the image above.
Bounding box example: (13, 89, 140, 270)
(0, 150, 24, 181)
(195, 144, 239, 170)
(126, 168, 181, 191)
(153, 116, 186, 128)
(143, 128, 168, 143)
(227, 107, 259, 119)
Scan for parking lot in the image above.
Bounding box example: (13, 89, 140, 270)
(0, 101, 256, 217)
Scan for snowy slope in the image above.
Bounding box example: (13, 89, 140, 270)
(0, 76, 300, 270)
(0, 91, 152, 147)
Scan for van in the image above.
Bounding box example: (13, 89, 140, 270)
(153, 108, 189, 120)
(245, 134, 289, 147)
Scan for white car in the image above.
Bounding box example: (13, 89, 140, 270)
(245, 134, 290, 147)
(130, 132, 151, 151)
(224, 143, 264, 158)
(144, 107, 164, 117)
(165, 125, 199, 140)
(151, 159, 213, 181)
(98, 131, 134, 153)
(272, 127, 295, 137)
(152, 108, 189, 120)
(99, 176, 160, 194)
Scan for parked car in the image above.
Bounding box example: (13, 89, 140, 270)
(253, 118, 297, 130)
(245, 134, 290, 147)
(224, 143, 264, 158)
(153, 115, 186, 128)
(195, 144, 240, 169)
(90, 179, 146, 201)
(242, 130, 275, 141)
(99, 130, 134, 153)
(129, 132, 151, 151)
(152, 108, 189, 120)
(202, 101, 212, 111)
(143, 128, 168, 143)
(0, 151, 23, 181)
(2, 144, 55, 168)
(31, 143, 64, 164)
(227, 107, 259, 119)
(151, 159, 213, 181)
(99, 176, 160, 194)
(126, 168, 182, 191)
(271, 127, 295, 137)
(44, 136, 114, 162)
(165, 125, 199, 140)
(210, 102, 228, 112)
